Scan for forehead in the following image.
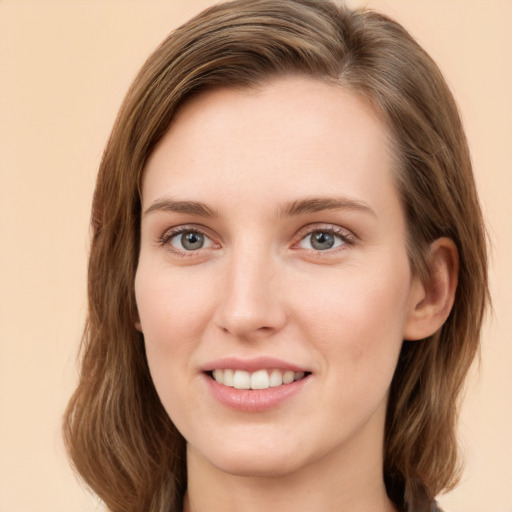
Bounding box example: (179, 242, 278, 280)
(142, 76, 399, 219)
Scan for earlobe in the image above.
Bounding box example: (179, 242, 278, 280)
(134, 310, 143, 332)
(132, 302, 143, 332)
(403, 237, 459, 341)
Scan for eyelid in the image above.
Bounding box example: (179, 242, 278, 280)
(156, 222, 355, 256)
(159, 224, 220, 254)
(292, 223, 356, 250)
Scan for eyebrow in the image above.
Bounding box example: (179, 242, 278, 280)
(278, 196, 376, 218)
(143, 195, 376, 219)
(144, 198, 220, 217)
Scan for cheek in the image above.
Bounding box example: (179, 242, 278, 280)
(135, 264, 214, 345)
(134, 266, 211, 431)
(292, 259, 411, 378)
(134, 265, 215, 407)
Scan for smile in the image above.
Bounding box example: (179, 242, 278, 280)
(210, 369, 307, 390)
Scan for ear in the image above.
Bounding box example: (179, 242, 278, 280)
(133, 309, 143, 332)
(404, 237, 459, 341)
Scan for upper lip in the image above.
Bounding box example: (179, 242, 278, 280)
(201, 356, 310, 373)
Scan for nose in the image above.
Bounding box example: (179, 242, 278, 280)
(214, 242, 287, 340)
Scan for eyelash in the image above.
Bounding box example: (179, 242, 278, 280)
(158, 224, 355, 256)
(294, 225, 355, 253)
(159, 226, 216, 257)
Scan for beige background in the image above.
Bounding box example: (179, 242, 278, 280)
(0, 1, 510, 511)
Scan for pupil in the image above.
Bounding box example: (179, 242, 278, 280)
(311, 231, 334, 250)
(182, 232, 204, 250)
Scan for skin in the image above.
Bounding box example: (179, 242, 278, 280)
(135, 77, 457, 512)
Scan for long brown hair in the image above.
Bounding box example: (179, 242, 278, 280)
(63, 1, 489, 511)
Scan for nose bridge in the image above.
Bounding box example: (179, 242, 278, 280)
(215, 237, 286, 338)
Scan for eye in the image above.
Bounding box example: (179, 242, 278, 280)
(164, 229, 215, 252)
(298, 229, 347, 251)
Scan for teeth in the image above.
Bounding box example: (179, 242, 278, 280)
(211, 369, 307, 390)
(233, 370, 251, 389)
(251, 369, 269, 390)
(223, 369, 234, 387)
(212, 369, 223, 385)
(269, 369, 283, 387)
(282, 370, 295, 384)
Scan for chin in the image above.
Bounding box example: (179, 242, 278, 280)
(187, 433, 325, 480)
(213, 454, 305, 479)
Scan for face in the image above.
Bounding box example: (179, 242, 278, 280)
(135, 77, 421, 479)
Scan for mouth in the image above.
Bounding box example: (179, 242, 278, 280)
(207, 368, 310, 390)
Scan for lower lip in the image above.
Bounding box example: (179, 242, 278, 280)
(204, 374, 309, 412)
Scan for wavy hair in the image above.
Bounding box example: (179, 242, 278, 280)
(63, 1, 489, 511)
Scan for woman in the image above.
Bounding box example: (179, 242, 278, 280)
(63, 1, 488, 511)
